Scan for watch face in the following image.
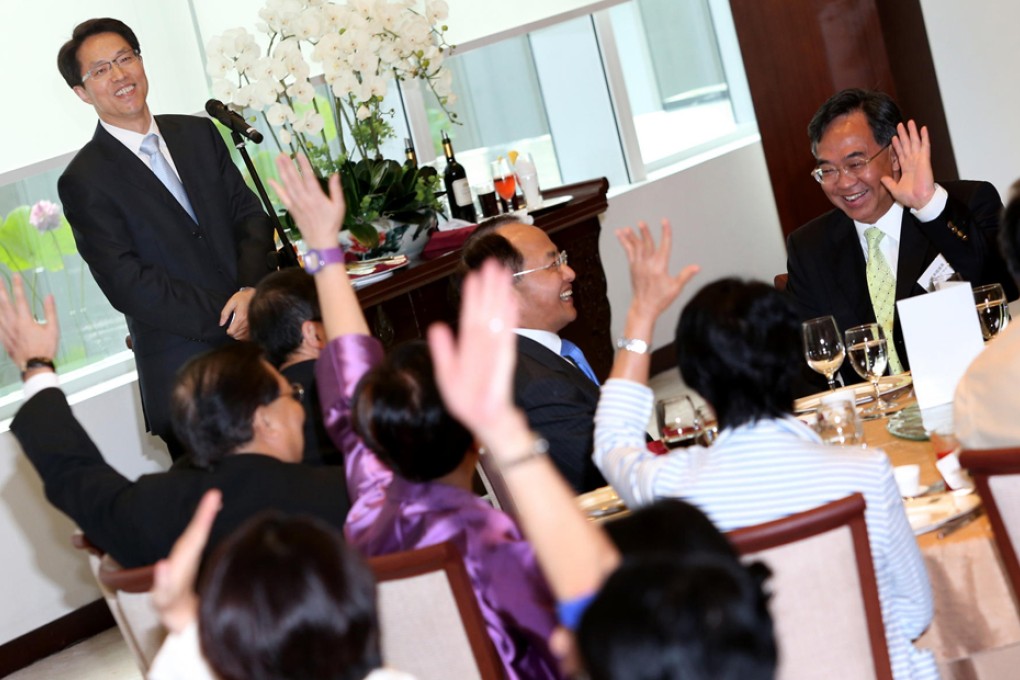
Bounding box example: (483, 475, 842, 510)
(303, 251, 323, 274)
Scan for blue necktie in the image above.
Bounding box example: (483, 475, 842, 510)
(140, 134, 197, 223)
(560, 339, 599, 385)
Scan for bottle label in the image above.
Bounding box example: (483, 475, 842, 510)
(451, 178, 473, 207)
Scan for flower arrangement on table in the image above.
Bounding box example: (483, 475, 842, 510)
(206, 0, 459, 257)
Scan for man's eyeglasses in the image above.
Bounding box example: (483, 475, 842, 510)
(275, 383, 305, 404)
(81, 51, 141, 83)
(513, 251, 568, 279)
(811, 144, 891, 185)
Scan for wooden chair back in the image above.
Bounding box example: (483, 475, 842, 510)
(71, 532, 163, 673)
(726, 493, 893, 680)
(960, 447, 1020, 606)
(368, 541, 504, 680)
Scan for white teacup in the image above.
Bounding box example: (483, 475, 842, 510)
(893, 464, 922, 497)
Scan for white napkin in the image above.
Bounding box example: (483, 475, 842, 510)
(897, 284, 985, 409)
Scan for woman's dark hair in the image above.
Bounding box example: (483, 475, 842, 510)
(578, 555, 776, 680)
(171, 344, 280, 467)
(807, 88, 903, 156)
(57, 18, 141, 88)
(249, 268, 322, 367)
(675, 278, 800, 429)
(605, 499, 739, 561)
(199, 512, 380, 680)
(352, 341, 473, 482)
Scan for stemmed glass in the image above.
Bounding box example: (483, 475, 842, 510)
(491, 157, 516, 213)
(845, 323, 891, 419)
(802, 316, 844, 390)
(973, 283, 1010, 340)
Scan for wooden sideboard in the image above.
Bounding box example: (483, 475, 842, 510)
(355, 177, 614, 380)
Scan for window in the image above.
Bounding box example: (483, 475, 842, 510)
(0, 161, 132, 422)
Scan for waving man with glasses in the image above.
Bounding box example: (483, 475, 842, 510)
(785, 88, 1015, 390)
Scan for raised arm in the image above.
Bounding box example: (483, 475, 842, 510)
(428, 261, 618, 602)
(269, 153, 367, 339)
(609, 219, 699, 384)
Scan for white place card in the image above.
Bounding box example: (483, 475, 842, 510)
(897, 284, 985, 409)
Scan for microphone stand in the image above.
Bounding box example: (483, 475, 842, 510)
(231, 131, 300, 269)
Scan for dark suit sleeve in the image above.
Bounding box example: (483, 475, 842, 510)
(786, 229, 827, 323)
(199, 118, 276, 287)
(919, 182, 1017, 299)
(9, 388, 173, 565)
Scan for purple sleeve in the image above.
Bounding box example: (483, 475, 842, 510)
(315, 335, 393, 513)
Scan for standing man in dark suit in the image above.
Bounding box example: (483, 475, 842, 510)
(0, 275, 349, 569)
(786, 89, 1015, 385)
(56, 18, 276, 457)
(461, 222, 606, 493)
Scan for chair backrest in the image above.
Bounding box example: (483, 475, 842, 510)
(475, 450, 519, 521)
(774, 273, 789, 291)
(726, 493, 893, 680)
(72, 532, 164, 674)
(368, 541, 504, 680)
(960, 447, 1020, 606)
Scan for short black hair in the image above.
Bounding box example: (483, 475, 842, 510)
(807, 88, 903, 156)
(1000, 180, 1020, 283)
(249, 268, 321, 368)
(57, 18, 141, 88)
(199, 512, 380, 680)
(171, 344, 280, 467)
(605, 499, 739, 562)
(578, 555, 776, 680)
(675, 278, 800, 429)
(352, 341, 473, 482)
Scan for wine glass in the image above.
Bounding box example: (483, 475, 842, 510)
(844, 323, 891, 418)
(802, 316, 844, 390)
(491, 157, 516, 213)
(973, 283, 1009, 340)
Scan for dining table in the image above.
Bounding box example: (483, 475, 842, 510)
(862, 411, 1020, 664)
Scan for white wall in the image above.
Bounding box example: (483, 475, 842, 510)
(0, 381, 170, 644)
(600, 139, 787, 350)
(920, 1, 1020, 198)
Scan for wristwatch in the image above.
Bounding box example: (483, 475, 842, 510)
(616, 337, 650, 354)
(303, 247, 345, 274)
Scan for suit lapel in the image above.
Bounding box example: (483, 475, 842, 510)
(517, 336, 600, 399)
(827, 213, 875, 324)
(896, 211, 936, 300)
(157, 115, 208, 225)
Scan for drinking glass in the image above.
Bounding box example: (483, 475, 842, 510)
(802, 316, 844, 390)
(815, 392, 863, 446)
(657, 395, 704, 448)
(491, 158, 516, 213)
(972, 283, 1009, 340)
(512, 151, 542, 209)
(845, 323, 891, 418)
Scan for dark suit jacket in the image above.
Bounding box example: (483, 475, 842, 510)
(11, 388, 350, 568)
(514, 336, 605, 493)
(57, 115, 276, 440)
(282, 359, 344, 467)
(786, 180, 1015, 387)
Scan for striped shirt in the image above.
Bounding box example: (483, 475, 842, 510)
(594, 379, 938, 680)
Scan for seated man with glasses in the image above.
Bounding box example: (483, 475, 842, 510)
(1, 276, 349, 569)
(786, 88, 1014, 387)
(460, 221, 606, 493)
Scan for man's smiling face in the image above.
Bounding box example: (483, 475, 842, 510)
(815, 110, 900, 225)
(72, 32, 150, 133)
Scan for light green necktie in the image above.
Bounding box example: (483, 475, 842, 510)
(864, 227, 904, 374)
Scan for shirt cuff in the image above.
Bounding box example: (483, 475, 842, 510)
(23, 371, 60, 401)
(910, 184, 948, 222)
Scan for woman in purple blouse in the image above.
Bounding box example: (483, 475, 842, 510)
(271, 154, 563, 680)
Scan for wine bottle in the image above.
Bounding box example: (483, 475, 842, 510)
(404, 137, 417, 168)
(442, 131, 477, 222)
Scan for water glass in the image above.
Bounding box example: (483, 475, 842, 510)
(815, 392, 863, 446)
(973, 283, 1009, 340)
(845, 322, 891, 418)
(657, 395, 717, 448)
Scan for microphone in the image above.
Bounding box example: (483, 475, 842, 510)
(205, 99, 263, 144)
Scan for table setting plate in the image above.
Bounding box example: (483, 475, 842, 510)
(904, 488, 981, 536)
(793, 373, 913, 414)
(347, 256, 409, 289)
(576, 486, 627, 519)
